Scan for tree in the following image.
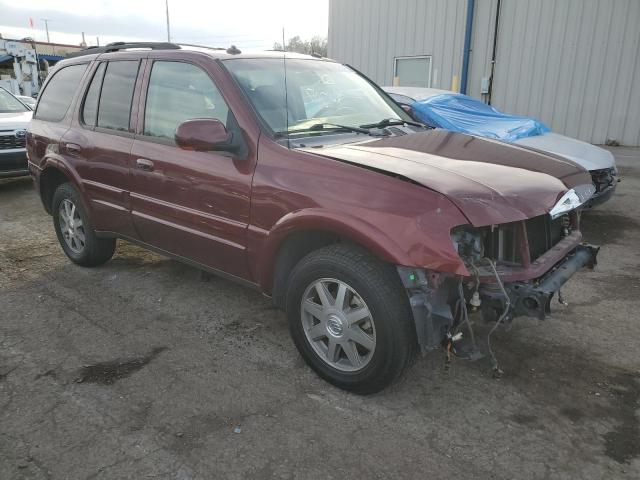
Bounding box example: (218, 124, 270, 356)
(273, 35, 328, 57)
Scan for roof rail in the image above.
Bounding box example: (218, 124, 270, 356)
(66, 41, 180, 58)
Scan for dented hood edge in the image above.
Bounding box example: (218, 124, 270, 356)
(301, 130, 593, 226)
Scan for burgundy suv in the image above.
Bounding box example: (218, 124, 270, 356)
(27, 43, 598, 393)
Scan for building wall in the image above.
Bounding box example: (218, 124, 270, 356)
(485, 0, 640, 146)
(328, 0, 640, 146)
(328, 0, 468, 90)
(32, 42, 82, 56)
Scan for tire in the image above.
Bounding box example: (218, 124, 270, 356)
(52, 182, 116, 267)
(285, 244, 416, 394)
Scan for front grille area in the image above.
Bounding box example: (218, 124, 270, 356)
(482, 214, 570, 264)
(483, 222, 522, 264)
(525, 214, 568, 261)
(591, 168, 616, 194)
(0, 133, 26, 150)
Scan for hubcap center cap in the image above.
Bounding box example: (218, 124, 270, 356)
(326, 315, 344, 337)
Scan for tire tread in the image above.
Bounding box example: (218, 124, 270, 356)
(52, 183, 116, 267)
(286, 243, 416, 394)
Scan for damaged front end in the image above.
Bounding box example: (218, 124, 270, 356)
(588, 167, 619, 207)
(398, 207, 599, 356)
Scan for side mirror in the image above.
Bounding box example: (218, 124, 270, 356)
(175, 118, 236, 153)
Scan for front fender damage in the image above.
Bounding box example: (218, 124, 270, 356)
(397, 266, 456, 354)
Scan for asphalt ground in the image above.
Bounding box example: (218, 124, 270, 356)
(1, 147, 639, 479)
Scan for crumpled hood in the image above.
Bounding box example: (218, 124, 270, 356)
(514, 132, 616, 172)
(302, 129, 593, 226)
(0, 110, 32, 130)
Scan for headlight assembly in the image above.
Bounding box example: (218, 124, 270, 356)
(549, 184, 595, 219)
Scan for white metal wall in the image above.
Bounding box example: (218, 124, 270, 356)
(486, 0, 640, 146)
(328, 0, 468, 90)
(328, 0, 640, 146)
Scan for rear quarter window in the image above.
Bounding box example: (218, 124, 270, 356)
(34, 64, 88, 121)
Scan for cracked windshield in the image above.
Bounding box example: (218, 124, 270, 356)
(224, 58, 410, 135)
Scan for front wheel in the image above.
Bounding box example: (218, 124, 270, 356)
(52, 182, 116, 267)
(286, 244, 416, 394)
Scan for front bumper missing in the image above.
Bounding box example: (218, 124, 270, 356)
(480, 244, 600, 321)
(398, 244, 599, 354)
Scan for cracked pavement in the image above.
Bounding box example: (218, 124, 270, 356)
(1, 147, 639, 479)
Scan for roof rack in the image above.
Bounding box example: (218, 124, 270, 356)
(66, 41, 180, 58)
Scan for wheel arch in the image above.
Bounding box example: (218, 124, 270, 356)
(38, 158, 86, 215)
(255, 210, 413, 308)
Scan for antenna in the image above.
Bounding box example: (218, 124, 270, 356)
(165, 0, 171, 42)
(282, 49, 290, 148)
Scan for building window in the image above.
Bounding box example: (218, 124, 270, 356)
(393, 56, 432, 88)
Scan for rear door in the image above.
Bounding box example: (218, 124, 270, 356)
(129, 57, 256, 279)
(28, 63, 89, 171)
(62, 57, 143, 237)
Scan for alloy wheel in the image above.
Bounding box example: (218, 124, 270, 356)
(58, 198, 86, 254)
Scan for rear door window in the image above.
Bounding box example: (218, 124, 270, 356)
(143, 61, 229, 140)
(34, 64, 87, 121)
(82, 62, 106, 127)
(97, 61, 139, 132)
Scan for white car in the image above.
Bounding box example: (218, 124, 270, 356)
(0, 87, 32, 178)
(383, 86, 618, 206)
(16, 95, 37, 109)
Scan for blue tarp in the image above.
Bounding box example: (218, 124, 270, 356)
(38, 54, 64, 62)
(410, 93, 550, 142)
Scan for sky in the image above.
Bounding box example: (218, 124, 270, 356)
(0, 0, 329, 49)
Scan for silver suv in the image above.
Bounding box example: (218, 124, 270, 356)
(0, 87, 32, 178)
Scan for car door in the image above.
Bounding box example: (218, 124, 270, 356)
(129, 58, 255, 279)
(61, 57, 143, 238)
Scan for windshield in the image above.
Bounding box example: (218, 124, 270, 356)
(223, 58, 412, 135)
(0, 88, 30, 113)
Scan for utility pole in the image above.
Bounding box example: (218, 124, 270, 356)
(96, 36, 100, 47)
(282, 27, 285, 52)
(41, 19, 51, 43)
(165, 0, 171, 42)
(28, 37, 42, 90)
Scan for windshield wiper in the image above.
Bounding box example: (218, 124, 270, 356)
(285, 123, 388, 137)
(359, 117, 425, 129)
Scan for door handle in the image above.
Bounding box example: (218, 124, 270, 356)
(65, 143, 82, 156)
(136, 158, 154, 172)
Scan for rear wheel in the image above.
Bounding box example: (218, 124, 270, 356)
(52, 183, 116, 267)
(286, 244, 416, 394)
